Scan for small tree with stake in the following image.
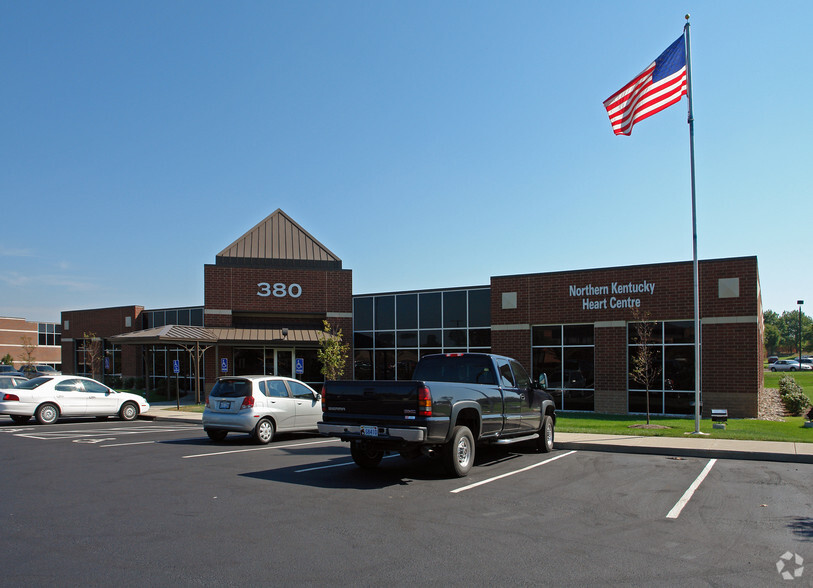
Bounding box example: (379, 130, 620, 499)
(82, 332, 103, 380)
(629, 312, 661, 425)
(317, 320, 350, 381)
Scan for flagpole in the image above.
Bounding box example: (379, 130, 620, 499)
(684, 15, 703, 435)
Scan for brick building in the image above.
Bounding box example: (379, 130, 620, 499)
(60, 209, 763, 417)
(0, 316, 62, 370)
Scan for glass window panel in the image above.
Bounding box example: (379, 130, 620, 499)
(397, 349, 419, 380)
(628, 321, 662, 344)
(628, 391, 663, 414)
(265, 380, 289, 398)
(532, 326, 561, 347)
(443, 291, 467, 328)
(39, 324, 46, 335)
(563, 324, 594, 346)
(178, 309, 190, 325)
(468, 328, 491, 348)
(191, 308, 204, 326)
(354, 298, 373, 331)
(468, 289, 490, 328)
(39, 332, 47, 346)
(444, 329, 467, 348)
(354, 332, 373, 348)
(665, 346, 694, 391)
(420, 330, 442, 348)
(165, 310, 178, 325)
(354, 350, 374, 380)
(533, 347, 563, 389)
(397, 331, 418, 347)
(628, 346, 663, 390)
(374, 331, 395, 348)
(563, 390, 594, 411)
(664, 392, 695, 415)
(550, 389, 563, 410)
(419, 292, 441, 328)
(55, 333, 61, 346)
(563, 347, 594, 389)
(396, 294, 418, 329)
(153, 312, 165, 328)
(375, 350, 395, 380)
(374, 296, 395, 330)
(664, 321, 694, 344)
(295, 349, 321, 384)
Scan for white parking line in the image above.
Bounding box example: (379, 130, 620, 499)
(101, 441, 157, 447)
(450, 450, 577, 493)
(11, 425, 197, 440)
(182, 439, 337, 459)
(666, 458, 717, 519)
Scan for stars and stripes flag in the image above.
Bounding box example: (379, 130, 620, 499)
(603, 35, 688, 136)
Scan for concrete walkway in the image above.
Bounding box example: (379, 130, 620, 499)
(140, 406, 813, 464)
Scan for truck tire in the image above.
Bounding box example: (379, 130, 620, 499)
(351, 441, 383, 469)
(535, 415, 554, 453)
(444, 425, 474, 477)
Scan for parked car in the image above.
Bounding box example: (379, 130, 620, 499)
(767, 356, 779, 364)
(0, 375, 149, 424)
(770, 360, 811, 372)
(0, 375, 29, 388)
(0, 365, 26, 377)
(19, 364, 61, 378)
(799, 358, 813, 367)
(203, 375, 321, 444)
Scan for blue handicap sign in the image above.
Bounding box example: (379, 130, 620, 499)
(295, 358, 304, 375)
(173, 359, 180, 374)
(221, 358, 228, 373)
(104, 357, 110, 370)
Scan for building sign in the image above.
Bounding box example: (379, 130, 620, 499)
(221, 358, 228, 373)
(569, 280, 656, 310)
(295, 358, 304, 375)
(257, 282, 302, 298)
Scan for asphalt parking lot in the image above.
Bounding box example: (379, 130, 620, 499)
(1, 417, 810, 586)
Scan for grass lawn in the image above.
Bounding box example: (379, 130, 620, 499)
(764, 370, 813, 400)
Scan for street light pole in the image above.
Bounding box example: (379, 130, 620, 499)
(798, 300, 804, 365)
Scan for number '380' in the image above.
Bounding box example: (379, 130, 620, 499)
(257, 283, 302, 298)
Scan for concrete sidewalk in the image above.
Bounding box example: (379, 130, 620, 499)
(139, 406, 813, 464)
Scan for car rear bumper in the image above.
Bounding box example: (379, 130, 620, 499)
(202, 410, 259, 433)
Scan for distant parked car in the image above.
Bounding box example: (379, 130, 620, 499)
(770, 360, 811, 372)
(203, 375, 322, 444)
(0, 375, 149, 424)
(800, 358, 813, 367)
(0, 365, 26, 377)
(19, 364, 61, 378)
(767, 356, 779, 364)
(0, 375, 29, 388)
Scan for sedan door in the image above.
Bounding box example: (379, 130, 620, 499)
(52, 379, 87, 416)
(287, 380, 321, 429)
(261, 380, 297, 431)
(82, 379, 119, 416)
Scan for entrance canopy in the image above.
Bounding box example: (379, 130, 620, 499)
(109, 324, 331, 346)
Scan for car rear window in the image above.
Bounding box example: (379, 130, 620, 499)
(413, 355, 498, 385)
(210, 379, 252, 398)
(16, 377, 52, 389)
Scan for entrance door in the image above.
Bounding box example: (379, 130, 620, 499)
(266, 349, 293, 377)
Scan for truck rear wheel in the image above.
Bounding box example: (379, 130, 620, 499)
(444, 425, 474, 477)
(351, 441, 383, 469)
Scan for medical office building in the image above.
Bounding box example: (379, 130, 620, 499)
(61, 209, 763, 418)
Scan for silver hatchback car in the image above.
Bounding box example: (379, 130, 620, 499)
(203, 375, 322, 444)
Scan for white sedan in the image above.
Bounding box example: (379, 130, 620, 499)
(0, 375, 150, 425)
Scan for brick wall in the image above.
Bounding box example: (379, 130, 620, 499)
(60, 306, 144, 376)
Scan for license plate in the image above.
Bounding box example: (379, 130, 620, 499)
(360, 426, 378, 437)
(219, 401, 231, 410)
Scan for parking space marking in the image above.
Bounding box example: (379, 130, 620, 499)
(101, 441, 157, 447)
(8, 424, 199, 441)
(182, 438, 337, 459)
(295, 454, 399, 473)
(666, 458, 717, 519)
(450, 450, 577, 493)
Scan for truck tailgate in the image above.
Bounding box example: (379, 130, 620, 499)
(323, 380, 422, 417)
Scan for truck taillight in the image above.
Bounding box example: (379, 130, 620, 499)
(2, 393, 19, 401)
(321, 384, 327, 411)
(241, 395, 255, 409)
(418, 385, 432, 417)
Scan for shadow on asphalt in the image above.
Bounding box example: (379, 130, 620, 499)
(788, 517, 813, 541)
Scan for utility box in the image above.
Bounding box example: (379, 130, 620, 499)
(711, 409, 728, 430)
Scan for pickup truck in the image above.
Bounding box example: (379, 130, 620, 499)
(317, 353, 556, 477)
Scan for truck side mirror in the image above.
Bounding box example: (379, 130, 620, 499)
(537, 373, 548, 390)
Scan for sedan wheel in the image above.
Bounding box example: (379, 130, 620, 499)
(119, 402, 138, 421)
(253, 419, 275, 444)
(35, 403, 59, 425)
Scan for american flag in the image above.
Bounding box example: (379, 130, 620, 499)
(604, 35, 687, 136)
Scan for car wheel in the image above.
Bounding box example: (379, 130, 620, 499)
(535, 415, 554, 453)
(206, 429, 228, 442)
(35, 403, 59, 425)
(443, 425, 474, 477)
(253, 419, 275, 444)
(770, 367, 776, 372)
(10, 415, 31, 425)
(119, 402, 138, 421)
(350, 441, 384, 469)
(790, 367, 797, 372)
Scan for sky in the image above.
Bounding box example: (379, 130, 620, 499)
(2, 1, 811, 323)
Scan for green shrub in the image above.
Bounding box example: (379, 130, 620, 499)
(778, 375, 811, 416)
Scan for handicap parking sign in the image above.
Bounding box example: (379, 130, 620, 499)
(295, 358, 304, 375)
(173, 359, 180, 374)
(221, 358, 228, 373)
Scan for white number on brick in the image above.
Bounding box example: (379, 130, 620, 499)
(257, 282, 302, 298)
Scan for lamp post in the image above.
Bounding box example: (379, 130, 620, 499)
(798, 300, 804, 366)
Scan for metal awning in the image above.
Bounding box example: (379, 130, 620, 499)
(109, 325, 331, 346)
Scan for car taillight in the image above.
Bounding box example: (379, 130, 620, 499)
(240, 395, 255, 409)
(2, 393, 19, 401)
(418, 385, 432, 417)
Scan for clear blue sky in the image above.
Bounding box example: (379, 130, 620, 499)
(2, 1, 810, 322)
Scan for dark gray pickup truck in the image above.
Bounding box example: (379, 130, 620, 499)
(317, 353, 556, 477)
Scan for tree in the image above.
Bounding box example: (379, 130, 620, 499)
(317, 320, 350, 381)
(1, 353, 13, 365)
(82, 332, 103, 380)
(629, 313, 661, 425)
(19, 335, 37, 366)
(763, 324, 781, 356)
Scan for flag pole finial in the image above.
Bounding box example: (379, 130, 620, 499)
(685, 13, 690, 21)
